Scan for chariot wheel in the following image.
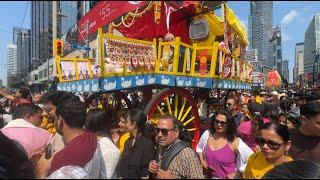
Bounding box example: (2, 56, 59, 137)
(86, 91, 132, 126)
(144, 87, 200, 149)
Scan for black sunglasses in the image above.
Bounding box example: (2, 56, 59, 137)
(256, 137, 285, 150)
(226, 103, 233, 106)
(155, 127, 175, 136)
(214, 119, 227, 126)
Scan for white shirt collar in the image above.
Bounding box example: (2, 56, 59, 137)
(3, 118, 36, 128)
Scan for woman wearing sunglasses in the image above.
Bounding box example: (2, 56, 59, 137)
(196, 109, 253, 179)
(243, 122, 292, 179)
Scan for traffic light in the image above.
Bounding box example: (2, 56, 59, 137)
(55, 39, 64, 57)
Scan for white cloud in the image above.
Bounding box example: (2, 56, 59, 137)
(282, 32, 291, 42)
(281, 10, 299, 27)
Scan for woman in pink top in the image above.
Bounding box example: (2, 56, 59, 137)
(198, 109, 241, 179)
(237, 102, 270, 152)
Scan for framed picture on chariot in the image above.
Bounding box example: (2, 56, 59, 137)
(76, 60, 93, 80)
(58, 60, 77, 82)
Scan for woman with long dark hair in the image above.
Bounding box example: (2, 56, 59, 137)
(84, 108, 120, 179)
(117, 109, 156, 179)
(196, 109, 253, 179)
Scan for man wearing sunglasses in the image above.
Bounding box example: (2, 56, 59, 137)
(148, 115, 204, 179)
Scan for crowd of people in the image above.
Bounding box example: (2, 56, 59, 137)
(0, 86, 320, 179)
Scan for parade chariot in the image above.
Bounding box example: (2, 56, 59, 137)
(54, 1, 253, 148)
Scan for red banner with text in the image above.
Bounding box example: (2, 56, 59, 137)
(77, 1, 148, 42)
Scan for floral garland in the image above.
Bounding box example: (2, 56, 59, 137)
(39, 117, 56, 134)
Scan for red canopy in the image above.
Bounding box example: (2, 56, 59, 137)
(115, 2, 198, 44)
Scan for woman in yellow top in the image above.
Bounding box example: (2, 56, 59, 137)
(243, 122, 292, 179)
(112, 113, 130, 154)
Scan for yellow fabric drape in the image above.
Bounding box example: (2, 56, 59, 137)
(225, 4, 249, 46)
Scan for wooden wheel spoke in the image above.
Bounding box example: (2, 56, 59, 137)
(183, 116, 195, 126)
(178, 99, 187, 120)
(180, 106, 192, 122)
(165, 97, 172, 115)
(157, 106, 164, 115)
(174, 95, 178, 117)
(149, 118, 159, 125)
(187, 128, 196, 132)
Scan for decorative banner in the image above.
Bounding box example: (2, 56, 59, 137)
(104, 38, 155, 73)
(218, 51, 223, 74)
(222, 56, 232, 78)
(231, 58, 235, 78)
(60, 61, 76, 81)
(236, 60, 240, 78)
(77, 1, 148, 42)
(198, 50, 208, 75)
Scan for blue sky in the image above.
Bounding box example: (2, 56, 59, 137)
(0, 1, 319, 85)
(228, 1, 320, 83)
(0, 1, 30, 86)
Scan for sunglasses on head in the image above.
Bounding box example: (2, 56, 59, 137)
(155, 127, 175, 136)
(256, 137, 285, 150)
(214, 119, 227, 126)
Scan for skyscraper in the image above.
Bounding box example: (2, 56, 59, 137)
(29, 1, 80, 91)
(270, 25, 282, 74)
(294, 42, 304, 83)
(57, 1, 78, 37)
(245, 49, 258, 62)
(13, 26, 29, 44)
(31, 1, 53, 68)
(304, 14, 320, 74)
(16, 29, 31, 77)
(77, 1, 98, 21)
(31, 2, 80, 68)
(248, 1, 273, 68)
(7, 44, 17, 81)
(282, 60, 289, 82)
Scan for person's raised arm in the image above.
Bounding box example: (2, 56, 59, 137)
(0, 89, 15, 101)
